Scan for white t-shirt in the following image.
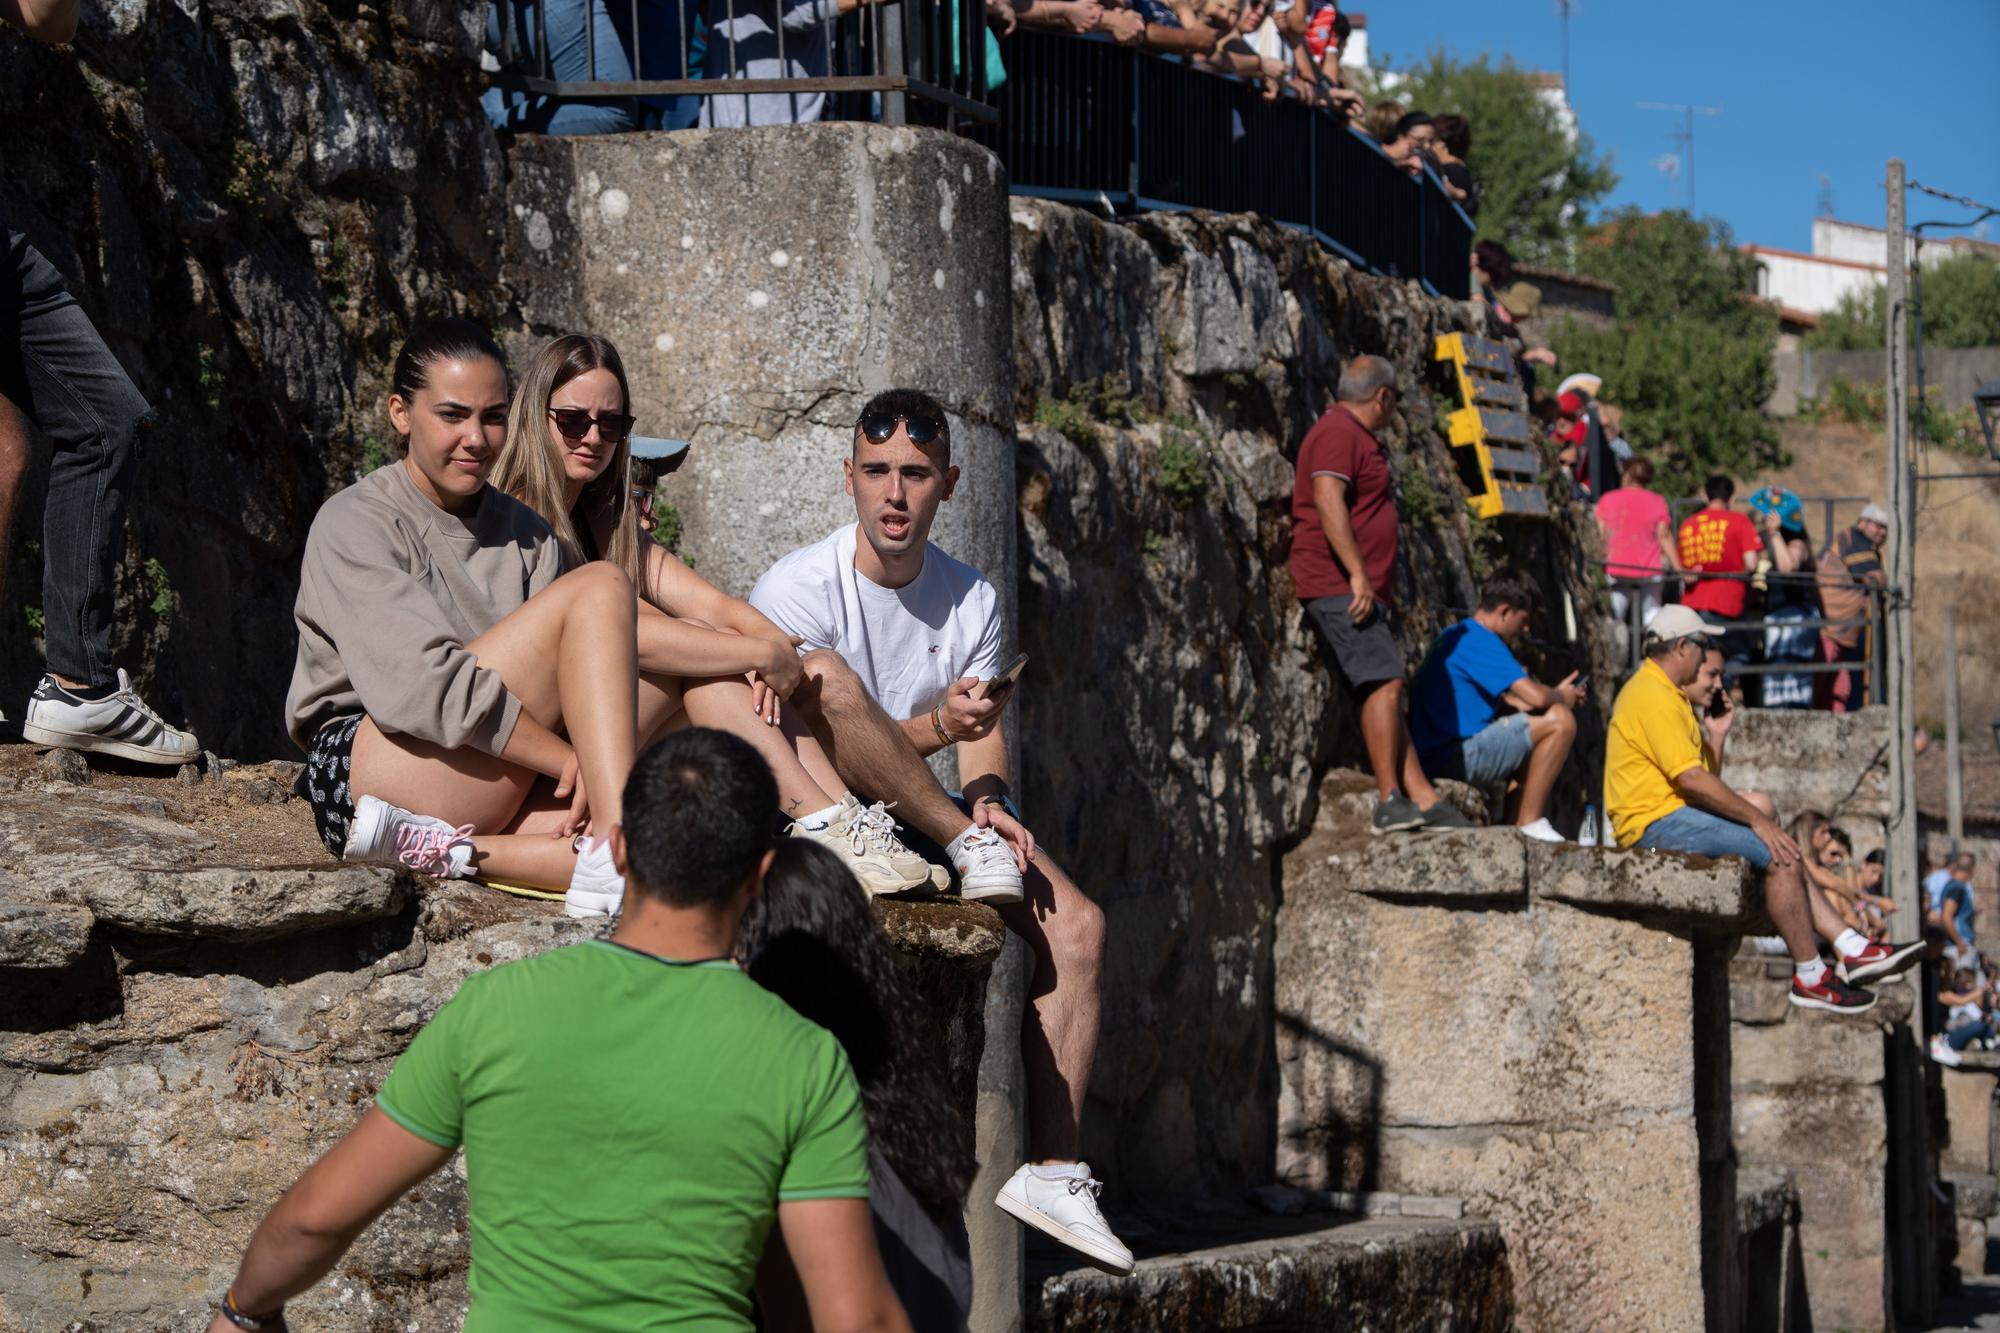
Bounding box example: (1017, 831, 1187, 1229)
(749, 524, 1004, 722)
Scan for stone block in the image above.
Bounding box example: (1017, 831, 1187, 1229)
(0, 902, 94, 969)
(1729, 955, 1798, 1024)
(1278, 893, 1695, 1154)
(1030, 1216, 1511, 1332)
(1947, 1171, 1999, 1220)
(1526, 841, 1756, 923)
(1325, 828, 1528, 904)
(1940, 1065, 2000, 1178)
(1731, 1006, 1888, 1090)
(1372, 1121, 1707, 1332)
(1723, 709, 1891, 821)
(1733, 1079, 1888, 1332)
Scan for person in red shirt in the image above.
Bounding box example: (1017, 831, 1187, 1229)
(1675, 473, 1763, 693)
(1290, 355, 1468, 835)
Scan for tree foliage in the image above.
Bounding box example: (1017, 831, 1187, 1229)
(1549, 208, 1783, 495)
(1804, 253, 2000, 351)
(1388, 51, 1617, 265)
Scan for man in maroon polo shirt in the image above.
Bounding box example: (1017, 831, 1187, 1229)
(1290, 355, 1468, 835)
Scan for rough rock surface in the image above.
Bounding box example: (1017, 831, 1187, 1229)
(1030, 1216, 1512, 1332)
(1008, 202, 1614, 1208)
(2, 0, 504, 755)
(1274, 773, 1746, 1331)
(1729, 954, 1900, 1332)
(0, 773, 1004, 1331)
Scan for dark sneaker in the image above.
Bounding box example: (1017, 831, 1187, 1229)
(1371, 794, 1426, 835)
(1836, 939, 1924, 986)
(1419, 801, 1475, 831)
(1789, 970, 1878, 1014)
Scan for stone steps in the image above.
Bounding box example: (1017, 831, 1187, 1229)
(1029, 1214, 1511, 1332)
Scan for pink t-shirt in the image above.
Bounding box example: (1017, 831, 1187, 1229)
(1596, 486, 1671, 579)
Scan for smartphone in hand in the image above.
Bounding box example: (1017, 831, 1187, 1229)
(973, 653, 1030, 701)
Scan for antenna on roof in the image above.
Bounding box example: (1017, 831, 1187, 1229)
(1636, 101, 1722, 215)
(1816, 173, 1836, 219)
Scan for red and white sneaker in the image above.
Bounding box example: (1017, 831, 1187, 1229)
(1790, 969, 1878, 1014)
(1836, 939, 1924, 986)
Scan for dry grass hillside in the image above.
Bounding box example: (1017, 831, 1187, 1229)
(1757, 420, 2000, 757)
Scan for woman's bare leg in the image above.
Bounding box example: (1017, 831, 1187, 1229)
(680, 674, 839, 821)
(350, 564, 640, 884)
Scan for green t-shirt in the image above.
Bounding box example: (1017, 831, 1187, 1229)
(375, 938, 870, 1331)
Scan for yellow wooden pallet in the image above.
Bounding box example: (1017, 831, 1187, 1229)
(1434, 333, 1549, 520)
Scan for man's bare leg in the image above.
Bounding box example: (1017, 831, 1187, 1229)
(995, 852, 1104, 1163)
(1363, 678, 1438, 806)
(785, 649, 976, 846)
(1515, 703, 1577, 826)
(1764, 859, 1830, 965)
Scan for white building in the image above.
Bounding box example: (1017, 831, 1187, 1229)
(1746, 218, 2000, 317)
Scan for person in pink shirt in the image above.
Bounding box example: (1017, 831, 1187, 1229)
(1595, 456, 1680, 629)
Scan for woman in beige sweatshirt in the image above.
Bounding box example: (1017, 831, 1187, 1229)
(286, 319, 640, 915)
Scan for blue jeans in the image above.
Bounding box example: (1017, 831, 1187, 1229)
(1949, 1020, 1995, 1053)
(2, 223, 152, 687)
(1635, 805, 1771, 870)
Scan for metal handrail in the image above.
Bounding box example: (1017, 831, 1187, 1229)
(486, 0, 997, 125)
(1607, 575, 1886, 706)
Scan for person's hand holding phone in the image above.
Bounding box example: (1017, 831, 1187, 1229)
(938, 677, 1009, 743)
(1556, 670, 1586, 708)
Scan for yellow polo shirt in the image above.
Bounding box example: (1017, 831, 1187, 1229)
(1604, 658, 1710, 847)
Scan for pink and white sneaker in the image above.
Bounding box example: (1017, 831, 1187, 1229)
(343, 794, 475, 878)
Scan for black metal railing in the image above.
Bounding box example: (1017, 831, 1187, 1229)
(980, 31, 1476, 298)
(1609, 568, 1887, 709)
(487, 0, 997, 128)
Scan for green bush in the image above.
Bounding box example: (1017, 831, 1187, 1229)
(1032, 395, 1098, 450)
(1157, 435, 1209, 507)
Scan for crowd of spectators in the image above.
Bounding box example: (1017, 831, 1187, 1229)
(478, 0, 1484, 201)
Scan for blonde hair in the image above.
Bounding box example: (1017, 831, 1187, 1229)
(493, 334, 651, 600)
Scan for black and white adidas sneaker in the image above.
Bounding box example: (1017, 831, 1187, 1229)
(21, 670, 200, 766)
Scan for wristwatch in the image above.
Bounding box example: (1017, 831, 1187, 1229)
(220, 1291, 284, 1330)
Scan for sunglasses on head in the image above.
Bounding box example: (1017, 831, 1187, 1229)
(549, 407, 636, 447)
(858, 412, 945, 446)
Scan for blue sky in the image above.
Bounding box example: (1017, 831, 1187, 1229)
(1365, 0, 2000, 252)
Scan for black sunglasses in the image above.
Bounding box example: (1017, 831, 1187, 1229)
(858, 412, 945, 446)
(549, 407, 637, 447)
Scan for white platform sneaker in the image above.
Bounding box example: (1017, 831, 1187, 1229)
(22, 670, 199, 766)
(565, 835, 625, 918)
(789, 795, 936, 896)
(995, 1162, 1134, 1275)
(343, 794, 475, 877)
(952, 827, 1025, 905)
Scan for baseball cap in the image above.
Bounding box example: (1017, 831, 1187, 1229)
(1646, 604, 1714, 645)
(1748, 486, 1804, 530)
(1498, 281, 1542, 319)
(1557, 391, 1583, 416)
(1859, 502, 1891, 527)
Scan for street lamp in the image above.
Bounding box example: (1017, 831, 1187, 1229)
(1977, 377, 2000, 461)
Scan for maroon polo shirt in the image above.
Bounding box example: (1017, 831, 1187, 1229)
(1289, 404, 1398, 603)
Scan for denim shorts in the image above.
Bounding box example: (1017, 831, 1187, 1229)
(1423, 713, 1532, 787)
(1635, 805, 1771, 870)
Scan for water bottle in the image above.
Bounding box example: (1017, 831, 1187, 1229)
(1579, 804, 1600, 847)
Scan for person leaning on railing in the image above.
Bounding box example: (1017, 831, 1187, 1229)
(1813, 503, 1888, 713)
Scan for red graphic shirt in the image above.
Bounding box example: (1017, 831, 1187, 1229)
(1676, 507, 1762, 618)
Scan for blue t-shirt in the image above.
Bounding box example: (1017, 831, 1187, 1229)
(1942, 880, 1977, 946)
(1926, 867, 1956, 914)
(1409, 619, 1527, 758)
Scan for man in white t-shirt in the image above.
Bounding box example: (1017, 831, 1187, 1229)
(751, 388, 1132, 1277)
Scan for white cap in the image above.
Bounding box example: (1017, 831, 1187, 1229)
(1646, 604, 1714, 645)
(1859, 502, 1890, 527)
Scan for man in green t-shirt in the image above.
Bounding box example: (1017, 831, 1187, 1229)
(207, 729, 910, 1333)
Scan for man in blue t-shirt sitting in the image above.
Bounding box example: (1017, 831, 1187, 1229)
(1409, 569, 1583, 843)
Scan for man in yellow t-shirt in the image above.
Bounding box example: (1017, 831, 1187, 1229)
(1605, 606, 1877, 1014)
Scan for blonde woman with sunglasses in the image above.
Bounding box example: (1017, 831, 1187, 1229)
(492, 334, 942, 897)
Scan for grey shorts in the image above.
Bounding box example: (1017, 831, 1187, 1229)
(1422, 712, 1533, 787)
(1304, 595, 1405, 688)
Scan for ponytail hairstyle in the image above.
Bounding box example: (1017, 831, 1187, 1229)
(492, 333, 646, 596)
(389, 318, 508, 455)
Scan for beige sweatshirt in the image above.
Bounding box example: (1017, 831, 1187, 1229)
(286, 461, 562, 756)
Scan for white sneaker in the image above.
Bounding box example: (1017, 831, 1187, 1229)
(789, 796, 933, 897)
(951, 827, 1025, 905)
(994, 1163, 1133, 1275)
(1932, 1034, 1964, 1068)
(1517, 817, 1566, 844)
(566, 836, 625, 918)
(22, 670, 199, 766)
(343, 794, 475, 878)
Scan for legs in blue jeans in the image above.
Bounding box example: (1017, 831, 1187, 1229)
(0, 225, 152, 687)
(1948, 1021, 1994, 1053)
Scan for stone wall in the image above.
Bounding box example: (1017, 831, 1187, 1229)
(2, 0, 504, 756)
(0, 768, 1005, 1329)
(1006, 199, 1615, 1207)
(1274, 775, 1755, 1332)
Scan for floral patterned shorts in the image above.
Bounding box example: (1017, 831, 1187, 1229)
(304, 715, 362, 855)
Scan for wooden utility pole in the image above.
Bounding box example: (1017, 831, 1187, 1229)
(1946, 606, 1964, 852)
(1885, 158, 1919, 927)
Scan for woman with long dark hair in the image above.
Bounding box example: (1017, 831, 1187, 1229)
(738, 841, 978, 1330)
(286, 318, 642, 915)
